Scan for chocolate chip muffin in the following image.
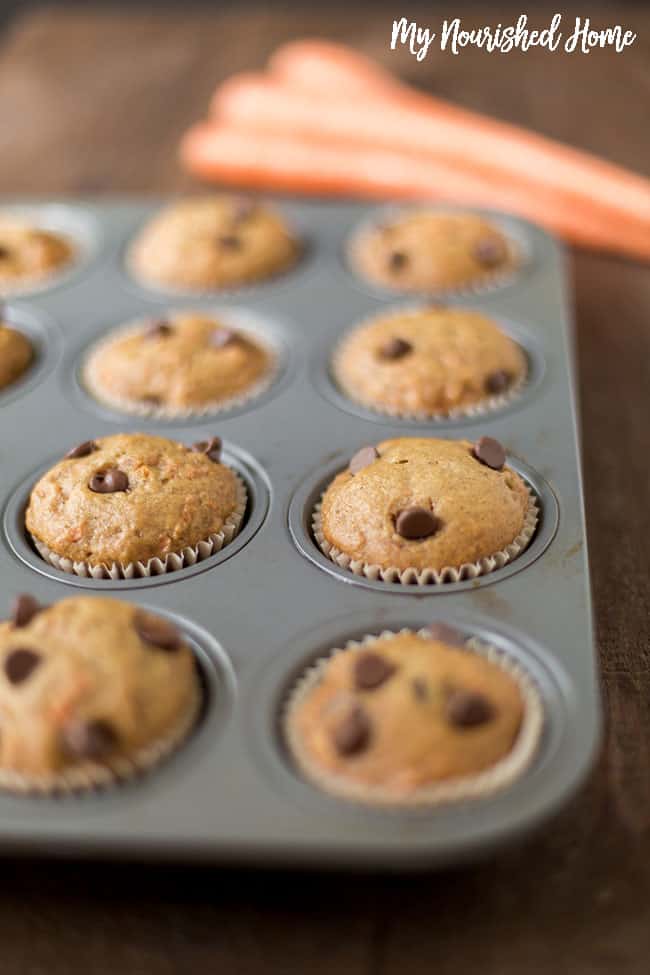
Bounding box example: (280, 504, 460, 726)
(0, 316, 33, 392)
(315, 437, 537, 584)
(0, 594, 201, 792)
(83, 310, 275, 417)
(128, 195, 300, 291)
(332, 306, 526, 418)
(25, 433, 246, 579)
(0, 216, 74, 289)
(349, 211, 516, 294)
(285, 629, 541, 804)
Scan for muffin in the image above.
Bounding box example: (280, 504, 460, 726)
(128, 195, 300, 291)
(332, 306, 526, 418)
(285, 628, 542, 804)
(0, 315, 33, 392)
(25, 432, 247, 579)
(349, 211, 517, 294)
(83, 310, 276, 417)
(0, 594, 201, 792)
(0, 216, 74, 289)
(314, 437, 537, 584)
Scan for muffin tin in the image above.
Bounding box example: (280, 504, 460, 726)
(0, 198, 599, 868)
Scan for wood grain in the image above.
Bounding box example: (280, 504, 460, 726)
(0, 5, 648, 973)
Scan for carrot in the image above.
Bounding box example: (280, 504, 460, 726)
(267, 40, 650, 230)
(269, 39, 398, 96)
(210, 73, 650, 251)
(181, 122, 650, 261)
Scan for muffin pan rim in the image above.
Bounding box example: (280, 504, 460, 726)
(2, 441, 271, 591)
(0, 201, 103, 298)
(0, 302, 63, 409)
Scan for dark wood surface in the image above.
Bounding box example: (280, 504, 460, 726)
(0, 5, 649, 972)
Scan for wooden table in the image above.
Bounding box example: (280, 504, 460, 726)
(0, 5, 648, 972)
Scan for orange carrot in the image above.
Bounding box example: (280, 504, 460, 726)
(210, 73, 650, 250)
(181, 122, 650, 261)
(267, 41, 650, 229)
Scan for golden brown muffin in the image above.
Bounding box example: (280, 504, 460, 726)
(83, 311, 274, 416)
(25, 432, 245, 572)
(0, 217, 74, 287)
(0, 594, 200, 790)
(285, 630, 533, 802)
(349, 211, 516, 293)
(316, 437, 533, 579)
(333, 306, 526, 417)
(0, 320, 33, 392)
(128, 195, 300, 291)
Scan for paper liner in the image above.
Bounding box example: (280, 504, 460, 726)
(313, 486, 539, 586)
(0, 677, 203, 796)
(346, 208, 525, 301)
(30, 472, 248, 580)
(283, 629, 544, 807)
(330, 307, 528, 423)
(81, 315, 280, 419)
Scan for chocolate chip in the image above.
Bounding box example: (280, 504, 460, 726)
(485, 370, 512, 395)
(191, 436, 222, 462)
(349, 445, 379, 475)
(10, 594, 42, 628)
(353, 652, 397, 691)
(395, 506, 440, 540)
(0, 245, 10, 260)
(65, 440, 97, 460)
(143, 319, 173, 340)
(472, 436, 506, 470)
(61, 718, 118, 761)
(211, 327, 237, 349)
(4, 648, 41, 684)
(474, 237, 506, 268)
(378, 337, 412, 360)
(332, 705, 371, 756)
(412, 676, 429, 701)
(427, 623, 466, 647)
(88, 468, 129, 493)
(446, 689, 494, 727)
(133, 610, 182, 651)
(388, 250, 408, 271)
(218, 234, 241, 250)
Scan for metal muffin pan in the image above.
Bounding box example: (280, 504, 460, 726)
(0, 198, 599, 869)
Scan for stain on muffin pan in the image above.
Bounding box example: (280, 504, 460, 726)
(0, 198, 598, 869)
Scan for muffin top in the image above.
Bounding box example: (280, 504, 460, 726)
(0, 595, 199, 781)
(286, 631, 525, 797)
(83, 311, 273, 413)
(319, 437, 529, 572)
(0, 217, 74, 286)
(349, 211, 515, 293)
(128, 195, 300, 291)
(25, 432, 242, 568)
(0, 319, 33, 392)
(333, 306, 526, 416)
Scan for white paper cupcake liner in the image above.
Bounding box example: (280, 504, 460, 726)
(30, 472, 248, 580)
(0, 677, 203, 796)
(330, 307, 528, 422)
(81, 314, 280, 419)
(346, 208, 525, 301)
(284, 629, 544, 807)
(313, 486, 538, 586)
